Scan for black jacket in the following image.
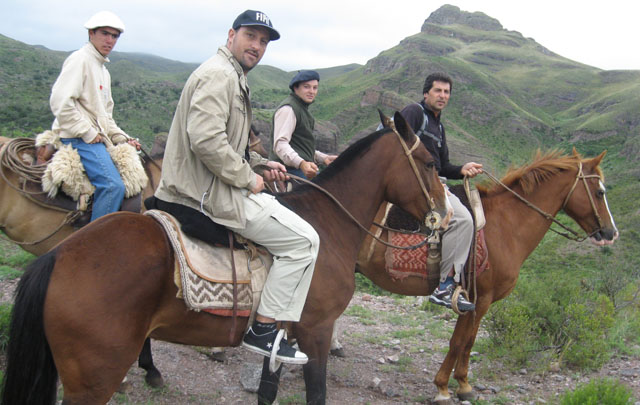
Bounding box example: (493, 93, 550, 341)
(399, 101, 463, 180)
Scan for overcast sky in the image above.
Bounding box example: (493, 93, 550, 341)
(2, 0, 639, 72)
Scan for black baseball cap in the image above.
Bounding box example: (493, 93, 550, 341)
(232, 10, 280, 41)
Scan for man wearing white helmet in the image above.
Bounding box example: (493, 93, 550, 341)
(49, 11, 140, 221)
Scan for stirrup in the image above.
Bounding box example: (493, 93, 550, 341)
(451, 285, 474, 315)
(269, 329, 286, 373)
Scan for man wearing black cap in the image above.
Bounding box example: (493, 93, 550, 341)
(155, 10, 318, 365)
(269, 70, 337, 179)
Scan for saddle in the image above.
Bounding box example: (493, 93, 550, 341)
(144, 210, 271, 324)
(2, 132, 147, 227)
(382, 184, 490, 291)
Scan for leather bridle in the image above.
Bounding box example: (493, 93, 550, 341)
(483, 161, 606, 242)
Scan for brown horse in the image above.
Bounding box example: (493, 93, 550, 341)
(0, 130, 265, 388)
(355, 149, 618, 404)
(1, 112, 449, 405)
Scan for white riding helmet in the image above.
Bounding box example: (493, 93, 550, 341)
(84, 11, 125, 33)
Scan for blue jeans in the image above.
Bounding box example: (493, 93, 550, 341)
(60, 138, 125, 222)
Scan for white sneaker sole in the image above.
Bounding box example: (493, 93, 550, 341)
(242, 342, 309, 365)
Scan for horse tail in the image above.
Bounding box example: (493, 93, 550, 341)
(1, 250, 58, 405)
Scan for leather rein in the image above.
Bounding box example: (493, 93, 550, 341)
(273, 128, 442, 250)
(483, 161, 604, 242)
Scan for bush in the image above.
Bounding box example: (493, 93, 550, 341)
(484, 298, 540, 366)
(560, 378, 632, 405)
(562, 295, 615, 369)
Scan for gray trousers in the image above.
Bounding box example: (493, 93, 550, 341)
(229, 192, 319, 322)
(440, 192, 474, 283)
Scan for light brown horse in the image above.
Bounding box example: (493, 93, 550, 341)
(355, 149, 618, 404)
(1, 112, 449, 405)
(0, 136, 163, 256)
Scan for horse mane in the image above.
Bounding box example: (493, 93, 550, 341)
(477, 149, 603, 196)
(285, 128, 389, 195)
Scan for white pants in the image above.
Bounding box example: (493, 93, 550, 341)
(229, 192, 319, 322)
(440, 192, 474, 283)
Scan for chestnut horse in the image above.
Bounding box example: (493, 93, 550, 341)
(355, 149, 618, 405)
(1, 113, 449, 405)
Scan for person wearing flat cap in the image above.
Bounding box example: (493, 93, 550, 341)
(270, 70, 337, 180)
(155, 10, 318, 365)
(49, 11, 140, 222)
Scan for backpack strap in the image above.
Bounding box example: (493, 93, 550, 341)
(416, 103, 442, 148)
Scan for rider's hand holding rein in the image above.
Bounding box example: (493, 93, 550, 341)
(461, 162, 483, 178)
(251, 161, 289, 194)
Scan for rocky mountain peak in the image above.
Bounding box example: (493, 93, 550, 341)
(422, 4, 503, 32)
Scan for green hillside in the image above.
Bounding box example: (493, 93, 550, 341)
(1, 3, 639, 376)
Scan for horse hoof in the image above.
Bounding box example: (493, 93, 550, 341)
(330, 347, 346, 358)
(208, 351, 227, 363)
(457, 390, 477, 401)
(117, 378, 133, 394)
(145, 370, 164, 388)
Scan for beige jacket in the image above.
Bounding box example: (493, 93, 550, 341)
(155, 46, 268, 228)
(50, 43, 129, 146)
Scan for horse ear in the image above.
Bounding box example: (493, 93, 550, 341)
(392, 111, 414, 142)
(571, 147, 579, 157)
(591, 150, 607, 166)
(378, 109, 392, 128)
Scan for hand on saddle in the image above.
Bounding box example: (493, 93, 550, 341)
(300, 161, 318, 179)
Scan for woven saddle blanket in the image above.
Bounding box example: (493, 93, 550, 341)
(144, 210, 271, 317)
(385, 228, 489, 280)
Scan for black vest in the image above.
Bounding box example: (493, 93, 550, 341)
(270, 93, 315, 166)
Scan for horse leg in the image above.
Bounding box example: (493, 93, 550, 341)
(138, 337, 164, 388)
(257, 356, 284, 404)
(298, 322, 333, 404)
(57, 342, 143, 404)
(433, 299, 490, 404)
(452, 301, 490, 402)
(329, 319, 345, 357)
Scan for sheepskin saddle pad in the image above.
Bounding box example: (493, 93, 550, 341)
(144, 209, 271, 317)
(35, 130, 148, 201)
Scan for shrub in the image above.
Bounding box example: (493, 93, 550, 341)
(562, 295, 615, 369)
(559, 378, 632, 405)
(484, 298, 540, 366)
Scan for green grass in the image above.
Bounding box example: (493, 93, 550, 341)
(0, 265, 22, 280)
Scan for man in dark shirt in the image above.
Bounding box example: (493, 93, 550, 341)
(400, 72, 483, 312)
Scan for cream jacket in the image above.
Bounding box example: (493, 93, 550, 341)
(155, 47, 268, 228)
(50, 43, 128, 146)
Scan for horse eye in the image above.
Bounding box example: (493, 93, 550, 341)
(596, 189, 605, 198)
(425, 162, 435, 170)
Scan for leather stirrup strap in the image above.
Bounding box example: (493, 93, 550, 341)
(228, 231, 238, 342)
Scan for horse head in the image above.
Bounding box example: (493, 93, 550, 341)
(563, 149, 618, 246)
(378, 111, 448, 231)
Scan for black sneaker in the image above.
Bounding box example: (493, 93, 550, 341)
(429, 284, 475, 312)
(242, 327, 308, 365)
